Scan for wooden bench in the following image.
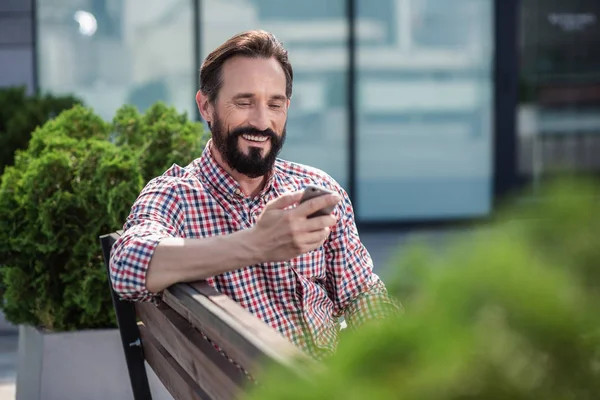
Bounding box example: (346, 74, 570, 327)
(100, 231, 313, 400)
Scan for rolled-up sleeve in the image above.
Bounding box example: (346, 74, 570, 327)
(324, 189, 402, 329)
(109, 177, 184, 301)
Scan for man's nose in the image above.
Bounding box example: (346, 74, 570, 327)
(248, 105, 270, 132)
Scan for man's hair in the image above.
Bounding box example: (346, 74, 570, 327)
(199, 30, 293, 104)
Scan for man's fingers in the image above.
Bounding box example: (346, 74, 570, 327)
(265, 191, 304, 210)
(303, 214, 337, 232)
(294, 193, 341, 218)
(301, 228, 330, 249)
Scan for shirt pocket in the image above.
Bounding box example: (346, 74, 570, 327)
(289, 247, 327, 282)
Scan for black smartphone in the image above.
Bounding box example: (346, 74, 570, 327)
(299, 185, 336, 218)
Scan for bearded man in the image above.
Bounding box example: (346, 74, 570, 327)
(110, 30, 401, 359)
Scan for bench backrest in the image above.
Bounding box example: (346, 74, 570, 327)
(100, 231, 310, 400)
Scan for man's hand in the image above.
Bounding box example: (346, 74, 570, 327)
(250, 191, 341, 262)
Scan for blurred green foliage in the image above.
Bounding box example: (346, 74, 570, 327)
(247, 176, 600, 400)
(0, 102, 208, 331)
(0, 86, 82, 177)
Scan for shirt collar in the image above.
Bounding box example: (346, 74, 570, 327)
(197, 139, 279, 201)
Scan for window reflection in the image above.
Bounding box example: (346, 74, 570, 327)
(36, 0, 196, 120)
(518, 0, 600, 185)
(356, 0, 494, 221)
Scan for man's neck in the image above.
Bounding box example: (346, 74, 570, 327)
(210, 146, 266, 198)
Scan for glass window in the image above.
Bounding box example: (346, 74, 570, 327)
(200, 0, 350, 189)
(355, 0, 494, 221)
(36, 0, 196, 120)
(517, 0, 600, 188)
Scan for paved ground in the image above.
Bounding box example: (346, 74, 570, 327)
(0, 334, 17, 400)
(0, 228, 457, 400)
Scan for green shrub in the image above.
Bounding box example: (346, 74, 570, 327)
(112, 103, 208, 181)
(0, 86, 82, 176)
(247, 177, 600, 399)
(0, 102, 208, 331)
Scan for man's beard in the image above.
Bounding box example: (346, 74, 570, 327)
(210, 114, 286, 179)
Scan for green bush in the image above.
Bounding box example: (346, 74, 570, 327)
(247, 177, 600, 399)
(0, 102, 208, 331)
(0, 85, 82, 176)
(112, 103, 208, 181)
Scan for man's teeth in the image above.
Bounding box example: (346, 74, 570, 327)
(242, 134, 269, 142)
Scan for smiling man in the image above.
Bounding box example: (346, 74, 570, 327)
(110, 30, 401, 360)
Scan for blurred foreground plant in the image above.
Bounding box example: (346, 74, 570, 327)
(0, 102, 207, 331)
(247, 177, 600, 400)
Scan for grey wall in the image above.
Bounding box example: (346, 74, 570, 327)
(0, 0, 35, 93)
(0, 1, 32, 333)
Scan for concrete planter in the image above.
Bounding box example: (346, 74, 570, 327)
(16, 325, 173, 400)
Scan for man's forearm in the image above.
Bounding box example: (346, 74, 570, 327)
(145, 228, 261, 293)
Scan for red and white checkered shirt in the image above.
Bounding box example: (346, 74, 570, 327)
(110, 139, 401, 359)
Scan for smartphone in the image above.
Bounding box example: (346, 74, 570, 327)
(300, 185, 337, 218)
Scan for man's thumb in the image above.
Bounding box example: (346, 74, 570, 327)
(266, 191, 303, 210)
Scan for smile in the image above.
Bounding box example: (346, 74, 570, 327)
(242, 134, 270, 143)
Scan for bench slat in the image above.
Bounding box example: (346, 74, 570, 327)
(136, 302, 248, 400)
(138, 324, 208, 400)
(163, 283, 312, 379)
(190, 281, 309, 361)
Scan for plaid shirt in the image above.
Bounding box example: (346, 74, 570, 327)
(110, 139, 401, 359)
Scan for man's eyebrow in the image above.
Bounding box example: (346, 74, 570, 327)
(232, 93, 254, 100)
(232, 93, 287, 101)
(270, 94, 287, 101)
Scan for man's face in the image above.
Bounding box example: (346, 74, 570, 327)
(198, 56, 290, 178)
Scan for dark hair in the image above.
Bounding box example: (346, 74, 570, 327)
(199, 30, 293, 104)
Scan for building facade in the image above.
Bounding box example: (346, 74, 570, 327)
(1, 0, 598, 227)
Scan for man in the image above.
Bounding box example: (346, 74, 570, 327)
(110, 30, 401, 360)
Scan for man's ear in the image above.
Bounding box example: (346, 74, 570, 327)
(196, 91, 214, 123)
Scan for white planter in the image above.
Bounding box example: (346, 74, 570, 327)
(16, 325, 173, 400)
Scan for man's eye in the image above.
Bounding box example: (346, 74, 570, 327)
(237, 102, 251, 106)
(270, 104, 282, 109)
